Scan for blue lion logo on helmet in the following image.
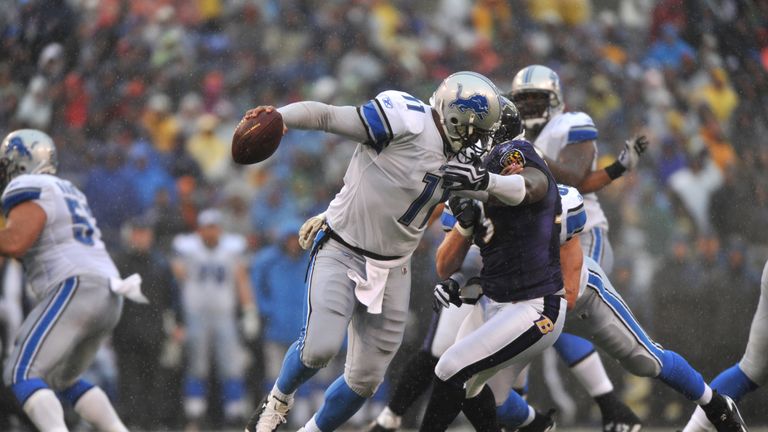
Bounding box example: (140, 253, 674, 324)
(6, 137, 32, 159)
(449, 84, 490, 120)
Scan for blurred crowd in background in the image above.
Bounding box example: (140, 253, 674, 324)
(0, 0, 767, 430)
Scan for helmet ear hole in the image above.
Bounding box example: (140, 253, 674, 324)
(450, 117, 459, 124)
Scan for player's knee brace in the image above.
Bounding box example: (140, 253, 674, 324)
(619, 348, 662, 378)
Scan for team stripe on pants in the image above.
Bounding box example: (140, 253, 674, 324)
(12, 277, 79, 384)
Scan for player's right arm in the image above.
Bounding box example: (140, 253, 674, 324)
(0, 201, 46, 258)
(245, 91, 424, 152)
(542, 140, 595, 189)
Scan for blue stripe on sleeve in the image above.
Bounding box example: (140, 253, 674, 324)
(566, 205, 586, 239)
(440, 211, 457, 232)
(567, 125, 598, 143)
(2, 187, 41, 215)
(360, 100, 392, 152)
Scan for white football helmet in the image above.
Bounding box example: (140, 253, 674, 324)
(0, 129, 58, 193)
(509, 65, 564, 136)
(431, 71, 503, 160)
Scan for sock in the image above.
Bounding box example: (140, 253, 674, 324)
(74, 387, 128, 432)
(22, 388, 69, 432)
(570, 351, 614, 397)
(682, 406, 716, 432)
(303, 415, 322, 432)
(658, 350, 706, 401)
(520, 407, 536, 427)
(497, 388, 531, 427)
(710, 364, 759, 402)
(554, 333, 596, 366)
(462, 385, 498, 431)
(389, 350, 439, 416)
(419, 377, 465, 432)
(375, 407, 402, 429)
(275, 341, 321, 395)
(223, 378, 246, 419)
(695, 385, 713, 405)
(314, 376, 367, 431)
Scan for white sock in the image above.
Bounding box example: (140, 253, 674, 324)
(570, 352, 614, 397)
(185, 396, 207, 419)
(695, 385, 713, 405)
(682, 405, 716, 432)
(23, 389, 69, 432)
(303, 415, 322, 432)
(376, 406, 402, 429)
(271, 383, 295, 403)
(520, 406, 536, 427)
(74, 387, 128, 432)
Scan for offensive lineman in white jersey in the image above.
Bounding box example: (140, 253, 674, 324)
(509, 65, 648, 431)
(0, 129, 136, 432)
(244, 72, 534, 432)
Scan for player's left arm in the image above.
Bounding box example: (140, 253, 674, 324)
(574, 135, 649, 193)
(560, 236, 583, 310)
(0, 201, 46, 258)
(435, 229, 473, 280)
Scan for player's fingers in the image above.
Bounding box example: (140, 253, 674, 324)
(501, 163, 523, 176)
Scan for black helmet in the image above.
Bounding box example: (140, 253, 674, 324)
(492, 97, 523, 146)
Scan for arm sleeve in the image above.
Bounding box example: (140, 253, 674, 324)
(566, 112, 598, 144)
(278, 102, 369, 143)
(1, 177, 54, 217)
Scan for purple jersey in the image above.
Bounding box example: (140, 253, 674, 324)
(479, 139, 563, 302)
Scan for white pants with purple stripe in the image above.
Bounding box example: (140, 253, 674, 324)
(581, 226, 613, 274)
(435, 294, 566, 399)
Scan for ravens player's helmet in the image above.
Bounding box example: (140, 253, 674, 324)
(0, 129, 58, 194)
(492, 97, 524, 146)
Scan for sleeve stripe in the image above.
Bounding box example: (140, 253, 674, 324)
(566, 208, 587, 239)
(567, 125, 598, 143)
(360, 100, 392, 152)
(566, 203, 584, 215)
(373, 98, 394, 142)
(2, 187, 42, 215)
(356, 107, 375, 143)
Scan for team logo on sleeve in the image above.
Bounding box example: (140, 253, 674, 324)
(382, 95, 393, 109)
(449, 84, 490, 119)
(500, 148, 526, 168)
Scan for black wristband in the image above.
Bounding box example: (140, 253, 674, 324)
(605, 160, 626, 180)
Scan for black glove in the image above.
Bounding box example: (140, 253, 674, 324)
(433, 278, 462, 312)
(441, 159, 490, 192)
(448, 196, 480, 231)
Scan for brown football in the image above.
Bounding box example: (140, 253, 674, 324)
(231, 110, 283, 164)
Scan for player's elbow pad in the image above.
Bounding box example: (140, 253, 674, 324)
(486, 173, 526, 206)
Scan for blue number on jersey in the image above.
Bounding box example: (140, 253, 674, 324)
(199, 264, 226, 283)
(402, 94, 426, 113)
(65, 197, 95, 246)
(398, 173, 449, 228)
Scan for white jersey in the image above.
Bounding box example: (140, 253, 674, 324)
(1, 174, 119, 298)
(173, 233, 246, 314)
(534, 111, 608, 232)
(325, 90, 449, 257)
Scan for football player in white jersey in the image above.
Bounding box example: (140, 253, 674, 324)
(172, 208, 259, 429)
(486, 185, 748, 432)
(509, 65, 648, 431)
(243, 71, 514, 432)
(683, 258, 768, 432)
(0, 129, 132, 432)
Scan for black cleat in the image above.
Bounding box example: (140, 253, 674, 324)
(601, 398, 642, 432)
(518, 409, 556, 432)
(704, 393, 748, 432)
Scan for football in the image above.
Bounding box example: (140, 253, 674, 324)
(231, 109, 284, 164)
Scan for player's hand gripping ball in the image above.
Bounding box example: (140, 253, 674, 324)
(231, 106, 285, 164)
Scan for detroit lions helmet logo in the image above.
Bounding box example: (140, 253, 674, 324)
(6, 137, 32, 159)
(449, 84, 490, 120)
